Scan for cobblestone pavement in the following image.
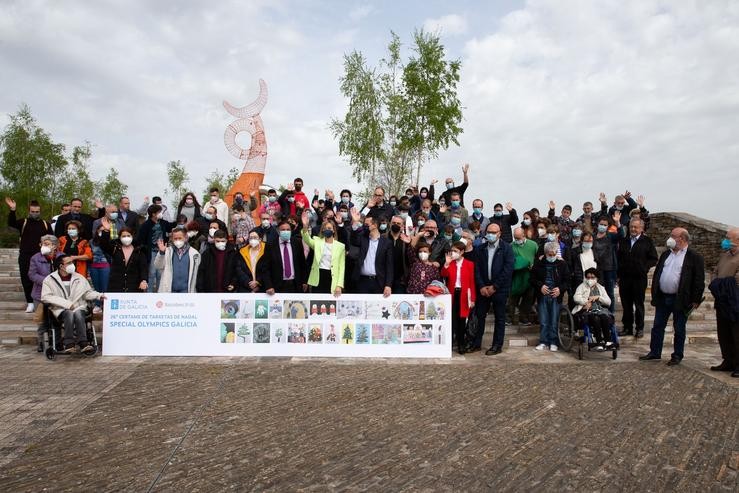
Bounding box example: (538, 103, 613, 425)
(0, 343, 736, 492)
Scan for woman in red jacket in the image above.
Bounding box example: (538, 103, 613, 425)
(441, 241, 476, 354)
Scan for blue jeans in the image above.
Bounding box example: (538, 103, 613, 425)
(601, 270, 617, 313)
(148, 252, 161, 293)
(538, 296, 560, 346)
(89, 266, 110, 306)
(649, 294, 688, 360)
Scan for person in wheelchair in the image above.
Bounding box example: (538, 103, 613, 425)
(40, 255, 104, 354)
(572, 267, 614, 351)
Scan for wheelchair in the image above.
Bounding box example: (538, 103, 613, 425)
(42, 302, 99, 360)
(557, 306, 620, 360)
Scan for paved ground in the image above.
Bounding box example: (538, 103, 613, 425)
(0, 341, 736, 492)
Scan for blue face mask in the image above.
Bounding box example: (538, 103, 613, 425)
(446, 183, 454, 190)
(379, 224, 387, 231)
(597, 224, 607, 233)
(341, 196, 350, 204)
(547, 233, 556, 242)
(572, 228, 582, 237)
(444, 234, 453, 241)
(721, 238, 733, 251)
(473, 208, 482, 215)
(486, 233, 497, 243)
(450, 217, 461, 226)
(400, 213, 408, 220)
(451, 200, 460, 208)
(546, 256, 557, 263)
(494, 211, 503, 217)
(279, 230, 291, 241)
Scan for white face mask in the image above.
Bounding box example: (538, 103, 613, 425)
(418, 252, 429, 261)
(187, 230, 197, 238)
(215, 241, 227, 251)
(40, 245, 52, 255)
(586, 278, 596, 287)
(173, 240, 185, 249)
(261, 219, 270, 228)
(666, 237, 677, 249)
(120, 236, 133, 246)
(67, 229, 78, 238)
(450, 251, 461, 261)
(64, 263, 76, 274)
(514, 239, 525, 245)
(208, 228, 218, 237)
(249, 238, 260, 248)
(537, 228, 546, 237)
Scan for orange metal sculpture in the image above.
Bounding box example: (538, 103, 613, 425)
(223, 79, 268, 218)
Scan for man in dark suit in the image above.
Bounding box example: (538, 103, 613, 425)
(269, 221, 308, 293)
(53, 197, 101, 240)
(640, 228, 705, 365)
(617, 218, 658, 337)
(118, 196, 140, 232)
(470, 223, 515, 354)
(350, 214, 393, 296)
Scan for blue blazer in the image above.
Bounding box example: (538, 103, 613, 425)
(474, 240, 515, 295)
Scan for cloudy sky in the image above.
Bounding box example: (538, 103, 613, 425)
(2, 0, 737, 226)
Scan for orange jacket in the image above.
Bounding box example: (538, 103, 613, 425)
(58, 236, 92, 278)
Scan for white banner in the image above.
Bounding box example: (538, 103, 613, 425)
(103, 293, 452, 358)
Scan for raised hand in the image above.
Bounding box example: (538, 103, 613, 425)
(505, 202, 513, 212)
(613, 210, 622, 223)
(431, 179, 439, 185)
(462, 163, 470, 174)
(599, 192, 606, 203)
(367, 197, 376, 208)
(301, 210, 311, 229)
(4, 197, 16, 210)
(313, 188, 319, 196)
(548, 200, 555, 210)
(286, 183, 294, 192)
(637, 195, 645, 208)
(156, 238, 166, 253)
(624, 190, 632, 199)
(439, 204, 448, 214)
(326, 190, 335, 201)
(400, 233, 411, 244)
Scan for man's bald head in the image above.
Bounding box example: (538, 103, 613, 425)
(486, 223, 501, 234)
(513, 227, 525, 241)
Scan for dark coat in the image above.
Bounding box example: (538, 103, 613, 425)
(235, 246, 273, 292)
(651, 248, 705, 312)
(7, 210, 53, 254)
(350, 227, 394, 288)
(474, 241, 515, 296)
(530, 258, 570, 302)
(487, 210, 519, 244)
(53, 211, 101, 240)
(118, 209, 140, 232)
(617, 234, 658, 280)
(196, 244, 240, 293)
(267, 236, 309, 288)
(99, 233, 149, 292)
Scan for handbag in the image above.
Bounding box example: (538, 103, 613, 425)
(33, 303, 45, 324)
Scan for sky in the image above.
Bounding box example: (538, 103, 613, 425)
(1, 0, 737, 226)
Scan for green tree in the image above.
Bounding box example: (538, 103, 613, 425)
(202, 166, 239, 203)
(96, 167, 128, 205)
(56, 142, 97, 213)
(330, 30, 463, 196)
(0, 104, 67, 210)
(166, 160, 189, 201)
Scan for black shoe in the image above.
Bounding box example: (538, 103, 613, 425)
(485, 346, 502, 355)
(710, 362, 734, 372)
(466, 346, 481, 353)
(635, 330, 644, 338)
(731, 370, 739, 378)
(666, 358, 681, 366)
(37, 339, 44, 352)
(457, 346, 466, 355)
(639, 353, 661, 361)
(618, 329, 633, 337)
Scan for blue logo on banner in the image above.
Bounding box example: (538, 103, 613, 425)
(111, 299, 119, 310)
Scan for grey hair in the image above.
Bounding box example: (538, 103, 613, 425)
(680, 230, 691, 242)
(544, 241, 559, 255)
(40, 234, 58, 246)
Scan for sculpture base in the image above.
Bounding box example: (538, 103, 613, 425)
(226, 172, 264, 222)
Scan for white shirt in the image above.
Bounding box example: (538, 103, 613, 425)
(361, 237, 379, 276)
(579, 249, 597, 273)
(454, 258, 463, 288)
(319, 242, 333, 270)
(630, 234, 641, 249)
(487, 241, 498, 278)
(659, 247, 687, 294)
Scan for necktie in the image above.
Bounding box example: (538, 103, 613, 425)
(282, 241, 292, 279)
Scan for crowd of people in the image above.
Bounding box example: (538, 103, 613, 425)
(4, 164, 738, 377)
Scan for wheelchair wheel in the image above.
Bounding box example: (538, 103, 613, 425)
(45, 347, 55, 361)
(558, 306, 575, 352)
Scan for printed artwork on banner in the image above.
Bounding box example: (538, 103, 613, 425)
(269, 299, 284, 319)
(236, 323, 252, 343)
(309, 299, 336, 318)
(221, 322, 235, 343)
(435, 324, 445, 345)
(371, 324, 402, 344)
(288, 323, 307, 343)
(255, 300, 269, 319)
(341, 323, 354, 344)
(253, 323, 270, 343)
(337, 300, 364, 319)
(365, 301, 393, 320)
(425, 301, 445, 320)
(221, 300, 240, 319)
(394, 301, 418, 320)
(270, 323, 286, 343)
(355, 323, 370, 344)
(284, 300, 309, 319)
(403, 323, 433, 344)
(307, 324, 323, 343)
(324, 323, 339, 344)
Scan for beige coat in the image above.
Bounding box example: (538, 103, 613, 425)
(572, 281, 611, 315)
(40, 271, 101, 318)
(153, 246, 200, 293)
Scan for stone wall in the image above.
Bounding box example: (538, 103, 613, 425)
(649, 212, 734, 271)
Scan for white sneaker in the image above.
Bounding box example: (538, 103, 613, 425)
(25, 303, 34, 313)
(549, 345, 558, 352)
(535, 343, 547, 351)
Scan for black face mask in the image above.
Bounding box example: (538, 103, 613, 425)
(390, 224, 401, 234)
(294, 185, 302, 191)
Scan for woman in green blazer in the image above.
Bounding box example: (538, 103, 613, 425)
(301, 211, 345, 296)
